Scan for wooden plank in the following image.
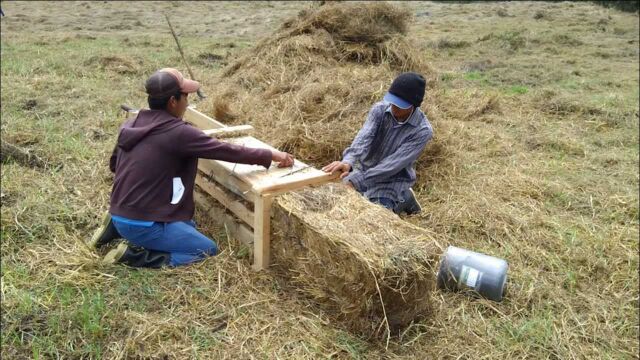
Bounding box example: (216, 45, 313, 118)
(209, 136, 330, 190)
(198, 160, 255, 202)
(185, 106, 334, 192)
(252, 194, 273, 271)
(184, 106, 226, 129)
(194, 190, 254, 247)
(195, 174, 254, 227)
(203, 125, 253, 138)
(122, 107, 224, 130)
(233, 222, 255, 248)
(255, 171, 340, 196)
(183, 108, 331, 196)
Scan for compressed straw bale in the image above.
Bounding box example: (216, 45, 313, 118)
(270, 183, 443, 338)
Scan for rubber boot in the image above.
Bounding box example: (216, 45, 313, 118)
(103, 243, 171, 269)
(88, 212, 122, 249)
(396, 188, 422, 215)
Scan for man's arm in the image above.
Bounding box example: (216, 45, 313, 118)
(177, 125, 293, 168)
(323, 105, 383, 177)
(346, 128, 432, 192)
(341, 105, 383, 168)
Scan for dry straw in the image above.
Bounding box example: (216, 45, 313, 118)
(196, 2, 446, 339)
(271, 184, 443, 340)
(198, 1, 433, 167)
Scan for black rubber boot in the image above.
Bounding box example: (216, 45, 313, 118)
(103, 243, 171, 269)
(89, 212, 122, 249)
(396, 188, 422, 215)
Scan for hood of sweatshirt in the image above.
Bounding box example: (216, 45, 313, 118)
(117, 109, 184, 151)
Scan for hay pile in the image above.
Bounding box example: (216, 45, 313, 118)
(197, 2, 444, 338)
(199, 1, 433, 166)
(271, 184, 442, 338)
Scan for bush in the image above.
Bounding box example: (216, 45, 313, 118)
(533, 10, 546, 19)
(433, 0, 638, 12)
(592, 1, 639, 12)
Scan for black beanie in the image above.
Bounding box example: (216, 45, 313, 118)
(388, 72, 426, 108)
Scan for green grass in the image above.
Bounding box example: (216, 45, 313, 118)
(463, 70, 485, 81)
(335, 331, 369, 359)
(505, 85, 529, 95)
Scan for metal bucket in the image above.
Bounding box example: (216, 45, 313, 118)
(436, 246, 508, 302)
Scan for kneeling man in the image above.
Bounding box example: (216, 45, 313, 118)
(323, 72, 432, 215)
(90, 68, 294, 267)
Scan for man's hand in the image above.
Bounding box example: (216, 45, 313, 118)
(271, 150, 294, 168)
(322, 161, 351, 179)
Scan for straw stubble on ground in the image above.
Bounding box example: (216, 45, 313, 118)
(1, 1, 638, 359)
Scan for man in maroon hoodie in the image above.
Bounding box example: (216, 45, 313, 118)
(89, 68, 294, 267)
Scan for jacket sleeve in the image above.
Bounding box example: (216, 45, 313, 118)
(346, 127, 432, 192)
(341, 105, 383, 168)
(176, 124, 273, 168)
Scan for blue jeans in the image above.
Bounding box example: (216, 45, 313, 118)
(112, 220, 218, 267)
(370, 190, 422, 215)
(370, 197, 398, 213)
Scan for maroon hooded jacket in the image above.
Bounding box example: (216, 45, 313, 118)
(109, 109, 272, 222)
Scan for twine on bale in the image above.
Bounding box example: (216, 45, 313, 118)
(370, 268, 391, 349)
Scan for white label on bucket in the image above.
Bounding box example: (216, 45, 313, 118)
(461, 265, 479, 288)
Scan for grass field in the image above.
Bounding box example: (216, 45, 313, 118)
(1, 1, 638, 359)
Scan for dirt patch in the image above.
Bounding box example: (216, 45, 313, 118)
(84, 55, 141, 75)
(0, 142, 47, 169)
(461, 59, 499, 72)
(22, 99, 38, 110)
(198, 52, 225, 66)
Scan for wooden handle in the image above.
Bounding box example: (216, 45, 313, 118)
(120, 104, 138, 113)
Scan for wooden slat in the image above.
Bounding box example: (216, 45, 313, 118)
(183, 108, 333, 197)
(233, 222, 255, 248)
(198, 160, 255, 202)
(122, 107, 225, 130)
(203, 125, 253, 138)
(194, 190, 253, 247)
(208, 136, 331, 190)
(184, 106, 226, 129)
(252, 194, 273, 271)
(255, 171, 340, 196)
(195, 174, 254, 227)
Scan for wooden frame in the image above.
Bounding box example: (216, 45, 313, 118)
(255, 172, 339, 196)
(195, 173, 254, 227)
(183, 106, 226, 128)
(123, 106, 339, 269)
(185, 107, 339, 270)
(198, 160, 255, 202)
(252, 194, 272, 270)
(194, 190, 253, 247)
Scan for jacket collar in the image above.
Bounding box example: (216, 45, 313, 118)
(385, 104, 421, 127)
